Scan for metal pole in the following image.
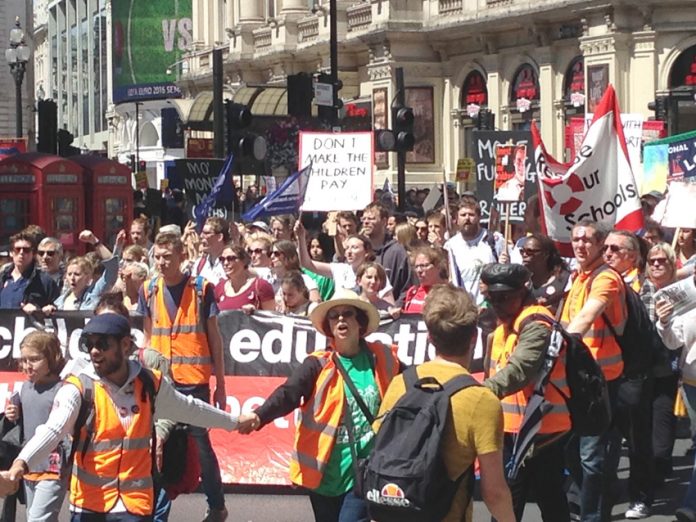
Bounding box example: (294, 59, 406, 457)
(135, 102, 141, 168)
(395, 67, 406, 212)
(329, 0, 338, 125)
(11, 65, 24, 138)
(213, 48, 224, 158)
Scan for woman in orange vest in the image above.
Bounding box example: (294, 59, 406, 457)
(238, 290, 401, 522)
(481, 263, 571, 522)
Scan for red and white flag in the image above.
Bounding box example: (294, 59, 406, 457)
(532, 85, 644, 256)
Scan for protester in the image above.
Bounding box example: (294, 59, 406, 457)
(561, 220, 627, 522)
(656, 279, 696, 522)
(304, 230, 336, 301)
(269, 239, 320, 306)
(376, 284, 515, 522)
(676, 229, 696, 279)
(642, 243, 681, 485)
(360, 202, 414, 304)
(401, 245, 449, 314)
(237, 290, 401, 522)
(355, 261, 399, 318)
(215, 244, 275, 313)
(129, 217, 152, 250)
(481, 263, 571, 521)
(50, 231, 119, 312)
(270, 215, 295, 241)
(0, 231, 59, 312)
(4, 331, 67, 521)
(192, 216, 229, 286)
(516, 233, 570, 313)
(414, 219, 428, 242)
(3, 313, 240, 521)
(426, 210, 447, 247)
(279, 271, 315, 316)
(393, 222, 419, 252)
(642, 219, 667, 248)
(36, 237, 64, 290)
(444, 198, 497, 305)
(120, 261, 149, 311)
(139, 232, 229, 521)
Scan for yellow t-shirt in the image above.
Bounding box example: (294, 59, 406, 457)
(374, 360, 504, 522)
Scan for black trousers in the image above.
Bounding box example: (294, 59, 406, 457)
(496, 433, 570, 522)
(615, 375, 655, 505)
(652, 374, 679, 481)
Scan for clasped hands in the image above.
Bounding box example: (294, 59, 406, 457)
(0, 460, 27, 497)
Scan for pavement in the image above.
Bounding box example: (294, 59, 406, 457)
(7, 436, 696, 521)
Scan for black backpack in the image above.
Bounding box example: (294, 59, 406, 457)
(596, 273, 660, 378)
(363, 367, 479, 522)
(518, 314, 611, 437)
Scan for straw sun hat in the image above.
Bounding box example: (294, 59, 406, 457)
(309, 289, 380, 337)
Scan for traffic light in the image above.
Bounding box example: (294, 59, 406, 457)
(57, 128, 79, 157)
(391, 103, 415, 152)
(138, 160, 147, 173)
(128, 154, 135, 172)
(37, 100, 57, 154)
(287, 73, 313, 119)
(225, 100, 266, 160)
(476, 108, 495, 130)
(317, 73, 343, 123)
(648, 96, 668, 121)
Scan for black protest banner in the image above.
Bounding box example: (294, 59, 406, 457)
(219, 310, 485, 377)
(471, 130, 537, 222)
(0, 311, 145, 370)
(174, 158, 237, 221)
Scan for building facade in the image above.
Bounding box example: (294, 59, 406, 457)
(166, 0, 696, 188)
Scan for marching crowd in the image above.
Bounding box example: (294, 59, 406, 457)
(0, 185, 695, 522)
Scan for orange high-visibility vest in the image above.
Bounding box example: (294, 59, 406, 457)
(561, 263, 626, 381)
(489, 305, 571, 434)
(288, 342, 400, 489)
(144, 276, 212, 385)
(66, 370, 162, 516)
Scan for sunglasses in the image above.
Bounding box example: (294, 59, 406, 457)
(247, 248, 267, 255)
(13, 246, 32, 254)
(270, 251, 283, 258)
(327, 308, 356, 321)
(602, 244, 626, 253)
(78, 335, 118, 353)
(648, 257, 668, 265)
(38, 250, 57, 257)
(519, 248, 542, 256)
(220, 255, 240, 264)
(486, 293, 510, 303)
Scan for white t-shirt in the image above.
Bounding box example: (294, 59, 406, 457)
(444, 230, 496, 305)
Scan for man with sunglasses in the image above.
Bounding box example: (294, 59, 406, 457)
(37, 237, 64, 290)
(561, 219, 627, 522)
(3, 313, 239, 520)
(481, 263, 571, 521)
(0, 232, 59, 312)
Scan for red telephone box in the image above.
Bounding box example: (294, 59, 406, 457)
(0, 153, 85, 252)
(71, 155, 133, 248)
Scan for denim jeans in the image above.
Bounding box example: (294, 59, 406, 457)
(152, 486, 171, 522)
(308, 490, 369, 522)
(24, 477, 67, 522)
(682, 383, 696, 441)
(174, 383, 226, 511)
(567, 378, 621, 522)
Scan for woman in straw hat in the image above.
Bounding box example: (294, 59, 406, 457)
(238, 289, 402, 521)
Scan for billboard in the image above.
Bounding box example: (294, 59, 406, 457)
(112, 0, 193, 103)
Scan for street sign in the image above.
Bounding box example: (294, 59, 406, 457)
(314, 82, 333, 107)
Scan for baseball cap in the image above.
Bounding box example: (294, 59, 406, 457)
(249, 221, 271, 234)
(82, 313, 131, 338)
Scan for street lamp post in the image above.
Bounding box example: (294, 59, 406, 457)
(5, 17, 32, 138)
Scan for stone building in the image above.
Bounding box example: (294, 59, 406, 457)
(172, 0, 696, 187)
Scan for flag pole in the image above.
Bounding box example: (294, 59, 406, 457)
(442, 168, 452, 238)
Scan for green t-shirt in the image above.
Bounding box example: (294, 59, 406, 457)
(314, 350, 379, 497)
(303, 268, 336, 301)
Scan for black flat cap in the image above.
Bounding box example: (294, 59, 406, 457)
(480, 263, 531, 292)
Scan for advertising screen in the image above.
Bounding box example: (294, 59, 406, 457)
(112, 0, 192, 103)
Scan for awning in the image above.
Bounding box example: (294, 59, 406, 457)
(184, 86, 287, 128)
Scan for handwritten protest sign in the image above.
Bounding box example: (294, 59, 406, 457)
(661, 181, 696, 229)
(655, 276, 696, 318)
(299, 131, 373, 211)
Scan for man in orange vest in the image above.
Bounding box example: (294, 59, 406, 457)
(139, 231, 229, 521)
(561, 219, 627, 522)
(2, 313, 239, 520)
(481, 263, 571, 521)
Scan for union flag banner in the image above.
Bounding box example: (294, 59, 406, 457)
(532, 85, 644, 256)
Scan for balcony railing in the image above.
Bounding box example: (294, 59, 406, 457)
(298, 16, 319, 43)
(347, 3, 372, 32)
(439, 0, 462, 13)
(253, 27, 272, 49)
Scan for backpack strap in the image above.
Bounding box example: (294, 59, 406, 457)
(192, 275, 208, 334)
(441, 373, 481, 396)
(332, 352, 375, 425)
(136, 367, 159, 479)
(146, 276, 160, 325)
(195, 255, 207, 276)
